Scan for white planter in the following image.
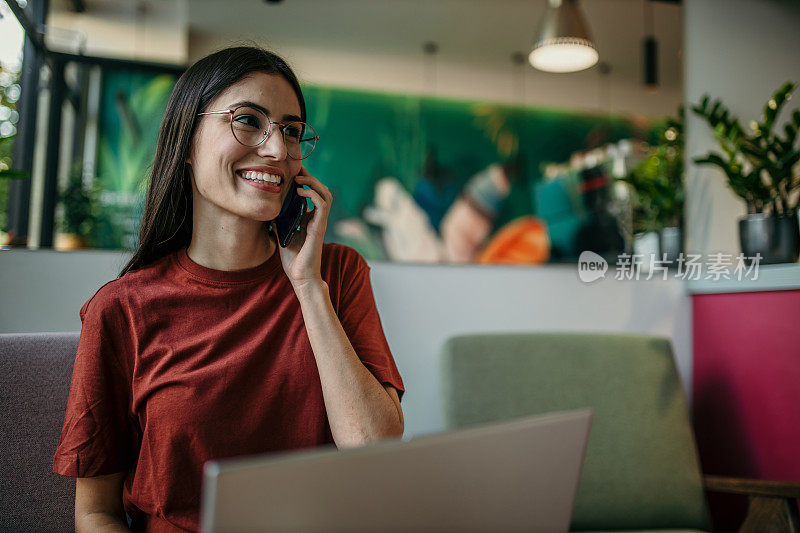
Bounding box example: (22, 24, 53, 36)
(633, 231, 660, 274)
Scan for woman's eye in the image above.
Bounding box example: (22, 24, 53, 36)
(234, 114, 261, 129)
(284, 124, 303, 140)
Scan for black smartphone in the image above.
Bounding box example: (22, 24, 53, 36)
(272, 180, 307, 247)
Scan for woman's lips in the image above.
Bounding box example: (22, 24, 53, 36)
(237, 172, 281, 193)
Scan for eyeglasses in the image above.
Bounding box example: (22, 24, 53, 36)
(197, 104, 319, 160)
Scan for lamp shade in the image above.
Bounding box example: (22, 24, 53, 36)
(529, 0, 598, 73)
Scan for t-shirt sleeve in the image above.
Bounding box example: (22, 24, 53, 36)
(53, 285, 138, 477)
(337, 252, 405, 402)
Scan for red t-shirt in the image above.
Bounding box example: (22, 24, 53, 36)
(52, 243, 405, 532)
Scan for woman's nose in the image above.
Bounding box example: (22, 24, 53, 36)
(256, 127, 287, 160)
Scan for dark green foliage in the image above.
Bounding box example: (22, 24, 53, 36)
(692, 81, 800, 215)
(618, 109, 685, 232)
(0, 64, 27, 233)
(57, 161, 98, 236)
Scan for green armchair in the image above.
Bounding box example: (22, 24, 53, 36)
(439, 332, 800, 532)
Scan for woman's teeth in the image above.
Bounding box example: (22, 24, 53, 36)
(240, 171, 282, 185)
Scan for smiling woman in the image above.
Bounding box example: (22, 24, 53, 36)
(51, 46, 405, 533)
(186, 72, 305, 269)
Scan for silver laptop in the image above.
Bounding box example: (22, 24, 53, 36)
(201, 409, 592, 533)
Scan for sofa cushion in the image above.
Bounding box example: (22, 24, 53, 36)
(0, 332, 79, 532)
(440, 332, 711, 532)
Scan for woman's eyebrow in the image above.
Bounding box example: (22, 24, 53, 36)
(230, 100, 302, 122)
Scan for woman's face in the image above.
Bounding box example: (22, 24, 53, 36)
(187, 72, 304, 224)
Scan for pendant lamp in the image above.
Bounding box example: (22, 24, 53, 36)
(529, 0, 598, 73)
(643, 0, 659, 92)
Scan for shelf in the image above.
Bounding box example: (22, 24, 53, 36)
(685, 262, 800, 294)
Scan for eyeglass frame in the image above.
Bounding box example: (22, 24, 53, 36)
(196, 104, 320, 160)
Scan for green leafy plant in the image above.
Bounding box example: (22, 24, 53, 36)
(1, 64, 28, 235)
(0, 135, 28, 234)
(0, 139, 27, 178)
(618, 110, 685, 233)
(691, 81, 800, 215)
(57, 161, 98, 237)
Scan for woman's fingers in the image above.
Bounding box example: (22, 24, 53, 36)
(298, 187, 326, 210)
(295, 174, 332, 204)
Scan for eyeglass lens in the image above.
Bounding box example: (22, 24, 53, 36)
(231, 106, 317, 159)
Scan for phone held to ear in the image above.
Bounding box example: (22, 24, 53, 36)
(272, 180, 307, 247)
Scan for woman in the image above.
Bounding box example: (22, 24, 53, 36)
(53, 46, 405, 532)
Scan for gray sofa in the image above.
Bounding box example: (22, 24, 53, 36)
(0, 332, 79, 532)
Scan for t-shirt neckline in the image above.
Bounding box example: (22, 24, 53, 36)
(175, 243, 282, 284)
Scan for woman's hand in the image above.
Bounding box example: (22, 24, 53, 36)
(273, 164, 332, 290)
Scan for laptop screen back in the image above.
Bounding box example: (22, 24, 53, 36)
(202, 409, 591, 533)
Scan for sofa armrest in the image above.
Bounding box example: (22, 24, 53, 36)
(704, 475, 800, 499)
(704, 475, 800, 533)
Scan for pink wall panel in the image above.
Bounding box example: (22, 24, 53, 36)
(693, 289, 800, 531)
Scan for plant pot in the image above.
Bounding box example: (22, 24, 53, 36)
(775, 212, 800, 263)
(633, 231, 659, 274)
(659, 226, 683, 265)
(738, 213, 800, 265)
(54, 233, 87, 251)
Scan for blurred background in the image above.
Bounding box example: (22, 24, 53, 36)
(1, 2, 799, 531)
(1, 0, 689, 265)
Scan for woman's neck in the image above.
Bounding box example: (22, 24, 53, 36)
(186, 221, 276, 271)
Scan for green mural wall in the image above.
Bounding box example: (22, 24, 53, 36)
(92, 74, 659, 263)
(93, 68, 176, 249)
(301, 85, 657, 262)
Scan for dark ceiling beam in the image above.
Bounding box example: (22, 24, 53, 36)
(49, 51, 186, 74)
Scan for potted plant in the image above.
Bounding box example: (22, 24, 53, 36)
(618, 109, 685, 264)
(692, 81, 800, 264)
(55, 161, 98, 250)
(0, 135, 31, 246)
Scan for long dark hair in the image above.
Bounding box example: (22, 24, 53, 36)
(119, 46, 306, 277)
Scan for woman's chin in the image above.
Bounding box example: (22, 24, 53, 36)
(242, 199, 283, 221)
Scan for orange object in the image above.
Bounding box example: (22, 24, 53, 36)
(476, 216, 551, 264)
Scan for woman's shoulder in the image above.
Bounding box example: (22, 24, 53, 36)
(78, 277, 129, 328)
(320, 243, 373, 292)
(80, 251, 176, 321)
(321, 242, 369, 272)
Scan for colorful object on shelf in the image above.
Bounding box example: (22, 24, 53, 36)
(476, 216, 551, 264)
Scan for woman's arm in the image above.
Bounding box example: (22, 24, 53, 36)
(275, 167, 403, 449)
(294, 280, 404, 449)
(76, 472, 131, 532)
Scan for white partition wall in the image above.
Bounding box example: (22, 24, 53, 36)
(0, 250, 691, 438)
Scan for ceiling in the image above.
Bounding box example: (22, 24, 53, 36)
(187, 0, 683, 84)
(46, 0, 684, 114)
